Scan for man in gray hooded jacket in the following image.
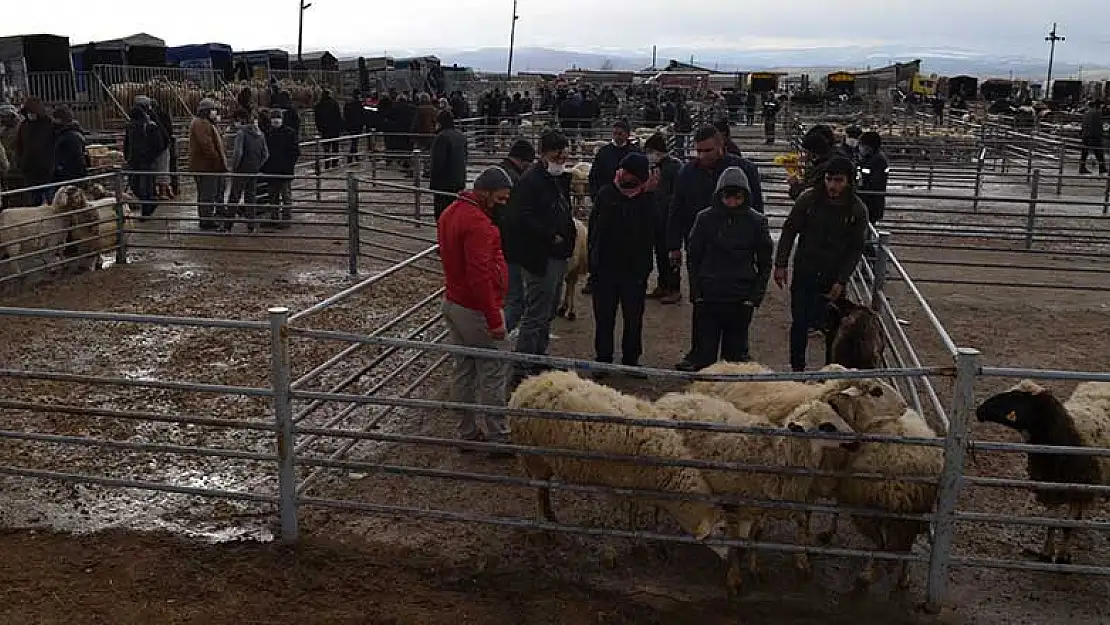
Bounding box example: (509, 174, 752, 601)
(224, 111, 270, 232)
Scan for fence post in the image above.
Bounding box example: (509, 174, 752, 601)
(1025, 169, 1040, 250)
(972, 149, 985, 212)
(1056, 141, 1065, 195)
(926, 166, 935, 191)
(346, 172, 359, 277)
(412, 148, 423, 223)
(268, 306, 299, 542)
(369, 134, 379, 180)
(314, 139, 323, 203)
(112, 170, 129, 265)
(1103, 171, 1110, 216)
(1025, 133, 1035, 183)
(924, 347, 980, 614)
(869, 231, 890, 311)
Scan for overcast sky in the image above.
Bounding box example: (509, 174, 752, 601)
(3, 1, 1107, 62)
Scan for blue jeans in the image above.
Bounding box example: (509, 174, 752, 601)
(789, 275, 833, 371)
(514, 258, 568, 371)
(503, 263, 525, 332)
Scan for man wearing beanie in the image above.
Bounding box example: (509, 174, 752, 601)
(584, 119, 641, 294)
(789, 128, 834, 200)
(430, 109, 469, 221)
(501, 139, 536, 185)
(189, 98, 228, 230)
(589, 152, 656, 374)
(643, 132, 682, 300)
(774, 155, 869, 372)
(437, 165, 515, 457)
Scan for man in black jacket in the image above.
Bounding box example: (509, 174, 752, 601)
(261, 109, 301, 229)
(498, 139, 536, 333)
(590, 152, 656, 371)
(123, 104, 168, 218)
(685, 166, 773, 367)
(857, 131, 889, 224)
(344, 91, 366, 164)
(503, 131, 576, 382)
(430, 110, 469, 221)
(584, 119, 640, 294)
(313, 89, 344, 170)
(774, 157, 869, 372)
(643, 132, 681, 300)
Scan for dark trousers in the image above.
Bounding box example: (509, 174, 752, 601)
(348, 134, 362, 163)
(789, 277, 832, 371)
(129, 168, 157, 217)
(692, 301, 754, 367)
(1080, 137, 1106, 171)
(433, 193, 455, 221)
(322, 138, 340, 169)
(592, 277, 647, 364)
(585, 205, 600, 288)
(654, 207, 677, 291)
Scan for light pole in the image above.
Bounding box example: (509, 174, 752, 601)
(506, 0, 519, 79)
(1045, 22, 1064, 100)
(297, 1, 314, 65)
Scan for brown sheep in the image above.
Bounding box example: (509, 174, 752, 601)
(825, 295, 885, 370)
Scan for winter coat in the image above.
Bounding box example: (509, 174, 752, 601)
(668, 153, 764, 250)
(313, 96, 344, 138)
(231, 122, 269, 174)
(1081, 108, 1104, 141)
(412, 104, 438, 136)
(429, 127, 468, 192)
(13, 100, 56, 185)
(52, 122, 88, 183)
(588, 141, 641, 202)
(124, 109, 168, 169)
(775, 185, 869, 289)
(188, 115, 228, 173)
(500, 162, 577, 276)
(344, 100, 366, 134)
(261, 125, 301, 177)
(438, 191, 508, 331)
(652, 155, 681, 221)
(588, 184, 656, 281)
(686, 167, 773, 305)
(858, 149, 890, 223)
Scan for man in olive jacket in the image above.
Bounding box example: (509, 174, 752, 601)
(773, 156, 869, 372)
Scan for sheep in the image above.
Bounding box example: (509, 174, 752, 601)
(976, 379, 1110, 565)
(821, 401, 943, 591)
(825, 295, 885, 370)
(567, 161, 592, 213)
(0, 185, 90, 278)
(555, 217, 589, 321)
(507, 370, 725, 546)
(655, 392, 858, 596)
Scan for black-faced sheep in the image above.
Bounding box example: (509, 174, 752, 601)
(655, 392, 858, 597)
(507, 370, 725, 544)
(822, 399, 943, 591)
(825, 295, 885, 370)
(976, 379, 1110, 564)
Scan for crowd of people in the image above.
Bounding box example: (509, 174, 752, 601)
(0, 99, 91, 207)
(435, 118, 883, 451)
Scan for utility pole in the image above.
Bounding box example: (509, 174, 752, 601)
(506, 0, 520, 79)
(297, 0, 314, 65)
(1045, 22, 1064, 99)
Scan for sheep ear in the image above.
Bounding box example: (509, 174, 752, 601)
(840, 386, 863, 398)
(1015, 380, 1047, 395)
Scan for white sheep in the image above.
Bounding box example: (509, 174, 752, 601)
(555, 217, 588, 321)
(0, 185, 89, 278)
(507, 370, 724, 544)
(656, 392, 858, 597)
(976, 380, 1110, 565)
(820, 401, 943, 591)
(567, 161, 592, 213)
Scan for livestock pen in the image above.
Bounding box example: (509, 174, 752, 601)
(0, 141, 1108, 624)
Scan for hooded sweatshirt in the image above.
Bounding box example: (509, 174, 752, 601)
(685, 167, 774, 305)
(231, 120, 269, 174)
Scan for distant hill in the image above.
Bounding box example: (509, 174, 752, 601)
(383, 45, 1107, 81)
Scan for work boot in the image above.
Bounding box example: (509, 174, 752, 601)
(660, 290, 681, 305)
(647, 285, 668, 299)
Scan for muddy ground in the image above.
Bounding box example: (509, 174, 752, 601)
(1, 153, 1108, 624)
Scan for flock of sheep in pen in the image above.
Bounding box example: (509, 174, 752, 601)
(0, 184, 135, 285)
(502, 306, 1110, 598)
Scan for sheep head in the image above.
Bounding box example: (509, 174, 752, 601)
(786, 400, 859, 452)
(822, 378, 908, 431)
(975, 380, 1056, 434)
(86, 183, 113, 200)
(51, 185, 88, 210)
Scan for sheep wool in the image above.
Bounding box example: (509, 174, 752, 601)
(507, 371, 722, 542)
(556, 218, 589, 321)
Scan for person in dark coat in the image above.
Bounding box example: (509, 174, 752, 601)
(713, 119, 742, 157)
(1079, 100, 1106, 175)
(51, 106, 87, 187)
(344, 91, 366, 164)
(313, 89, 344, 169)
(497, 138, 536, 333)
(788, 129, 834, 199)
(392, 95, 417, 176)
(643, 132, 682, 300)
(590, 152, 656, 371)
(584, 119, 641, 294)
(430, 110, 469, 221)
(501, 131, 576, 385)
(261, 108, 301, 229)
(500, 139, 535, 186)
(123, 104, 168, 218)
(774, 157, 869, 372)
(838, 125, 862, 164)
(13, 98, 56, 204)
(685, 167, 773, 368)
(857, 131, 889, 224)
(745, 91, 757, 126)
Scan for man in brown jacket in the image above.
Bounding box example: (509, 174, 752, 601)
(189, 98, 228, 230)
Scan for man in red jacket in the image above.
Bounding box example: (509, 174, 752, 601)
(438, 166, 515, 455)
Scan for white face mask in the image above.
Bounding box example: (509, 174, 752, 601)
(846, 138, 859, 148)
(209, 110, 219, 122)
(546, 161, 565, 176)
(271, 118, 283, 128)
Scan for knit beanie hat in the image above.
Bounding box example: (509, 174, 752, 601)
(508, 139, 536, 162)
(824, 156, 856, 178)
(473, 166, 514, 191)
(618, 152, 650, 182)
